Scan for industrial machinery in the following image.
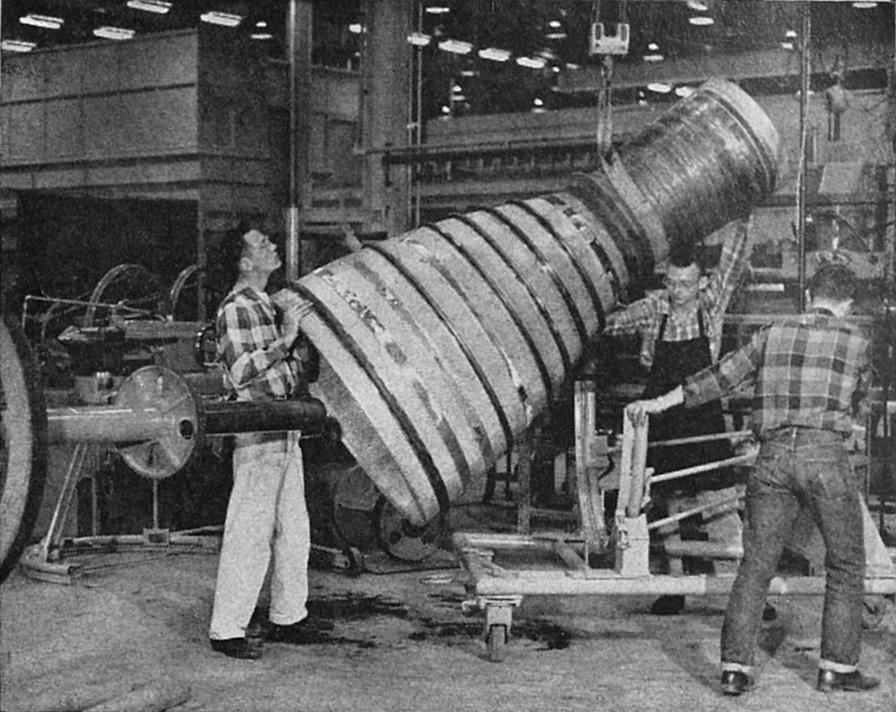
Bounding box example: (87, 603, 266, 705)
(454, 382, 896, 661)
(0, 313, 329, 583)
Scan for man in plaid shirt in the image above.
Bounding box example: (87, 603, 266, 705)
(604, 218, 752, 615)
(209, 226, 330, 660)
(627, 262, 878, 696)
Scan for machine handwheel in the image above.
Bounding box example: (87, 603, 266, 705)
(86, 263, 171, 325)
(0, 315, 48, 582)
(486, 624, 507, 663)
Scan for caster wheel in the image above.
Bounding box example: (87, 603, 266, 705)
(862, 595, 890, 630)
(486, 624, 507, 663)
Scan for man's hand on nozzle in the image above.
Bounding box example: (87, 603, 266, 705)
(624, 386, 684, 425)
(273, 289, 313, 345)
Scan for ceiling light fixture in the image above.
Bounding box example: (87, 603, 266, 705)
(251, 32, 273, 40)
(785, 29, 797, 38)
(851, 2, 877, 8)
(780, 41, 794, 50)
(348, 23, 363, 34)
(438, 39, 473, 55)
(93, 26, 135, 40)
(688, 16, 714, 26)
(20, 14, 64, 29)
(2, 39, 37, 52)
(647, 82, 672, 94)
(200, 11, 242, 27)
(686, 1, 709, 11)
(647, 42, 660, 51)
(407, 32, 431, 46)
(516, 56, 546, 69)
(675, 86, 695, 97)
(426, 5, 451, 14)
(545, 32, 567, 40)
(549, 20, 562, 29)
(642, 53, 664, 62)
(126, 0, 171, 14)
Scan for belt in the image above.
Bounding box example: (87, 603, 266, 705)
(764, 426, 847, 443)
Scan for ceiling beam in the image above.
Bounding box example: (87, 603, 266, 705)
(555, 40, 893, 92)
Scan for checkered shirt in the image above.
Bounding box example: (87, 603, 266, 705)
(216, 285, 298, 401)
(682, 310, 873, 437)
(603, 221, 751, 368)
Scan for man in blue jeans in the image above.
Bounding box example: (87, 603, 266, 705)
(626, 262, 879, 696)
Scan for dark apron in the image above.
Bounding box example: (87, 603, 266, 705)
(642, 311, 735, 496)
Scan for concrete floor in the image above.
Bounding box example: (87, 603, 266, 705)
(1, 516, 895, 712)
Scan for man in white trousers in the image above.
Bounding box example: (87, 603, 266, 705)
(209, 226, 330, 660)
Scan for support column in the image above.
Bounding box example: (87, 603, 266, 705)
(360, 0, 413, 237)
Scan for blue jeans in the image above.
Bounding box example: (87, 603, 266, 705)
(721, 427, 865, 670)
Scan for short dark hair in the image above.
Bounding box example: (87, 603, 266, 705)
(667, 241, 704, 271)
(220, 222, 257, 286)
(808, 261, 858, 302)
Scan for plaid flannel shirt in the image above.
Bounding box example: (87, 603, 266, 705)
(682, 310, 873, 437)
(603, 221, 751, 369)
(216, 285, 298, 401)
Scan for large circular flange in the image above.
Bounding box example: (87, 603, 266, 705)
(374, 495, 446, 562)
(113, 366, 202, 480)
(1, 315, 48, 583)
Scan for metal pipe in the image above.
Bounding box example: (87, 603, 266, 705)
(47, 407, 174, 444)
(797, 3, 811, 312)
(203, 398, 328, 435)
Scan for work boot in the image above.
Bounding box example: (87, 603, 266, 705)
(720, 670, 752, 696)
(650, 595, 685, 615)
(817, 669, 880, 693)
(210, 637, 263, 660)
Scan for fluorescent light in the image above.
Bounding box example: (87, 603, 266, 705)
(348, 23, 363, 34)
(478, 47, 510, 62)
(549, 20, 562, 29)
(438, 39, 472, 55)
(852, 2, 877, 7)
(20, 14, 64, 29)
(200, 11, 243, 27)
(533, 98, 544, 107)
(426, 5, 450, 14)
(647, 82, 672, 94)
(785, 29, 797, 38)
(642, 53, 665, 62)
(675, 86, 695, 98)
(407, 32, 431, 46)
(256, 21, 268, 28)
(2, 39, 37, 52)
(516, 56, 546, 69)
(686, 1, 708, 11)
(93, 26, 135, 40)
(688, 16, 714, 26)
(126, 0, 171, 14)
(780, 41, 794, 50)
(251, 33, 273, 40)
(647, 42, 659, 51)
(545, 32, 567, 40)
(459, 68, 478, 77)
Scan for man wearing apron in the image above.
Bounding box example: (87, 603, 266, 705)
(604, 218, 753, 614)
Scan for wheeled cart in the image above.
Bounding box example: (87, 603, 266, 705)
(454, 381, 896, 662)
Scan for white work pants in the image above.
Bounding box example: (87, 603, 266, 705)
(209, 432, 309, 640)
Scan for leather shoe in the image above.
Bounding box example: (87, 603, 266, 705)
(817, 669, 880, 693)
(650, 595, 685, 615)
(720, 670, 751, 696)
(210, 637, 263, 660)
(267, 618, 334, 645)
